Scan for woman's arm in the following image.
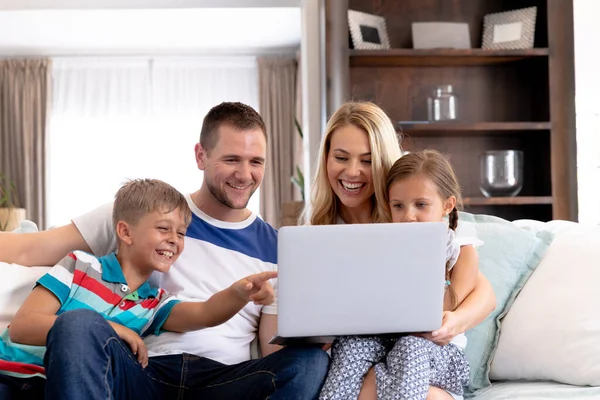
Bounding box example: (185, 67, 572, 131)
(423, 272, 495, 345)
(0, 224, 91, 266)
(446, 245, 479, 308)
(453, 270, 496, 332)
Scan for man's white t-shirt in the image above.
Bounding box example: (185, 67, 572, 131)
(72, 194, 278, 365)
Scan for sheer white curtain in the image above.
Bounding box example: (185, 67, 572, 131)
(47, 57, 259, 228)
(574, 0, 600, 225)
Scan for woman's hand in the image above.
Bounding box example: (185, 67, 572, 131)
(418, 311, 467, 346)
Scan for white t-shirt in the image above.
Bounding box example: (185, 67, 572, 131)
(72, 194, 278, 365)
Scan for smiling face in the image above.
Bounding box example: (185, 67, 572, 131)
(119, 207, 188, 274)
(196, 124, 266, 211)
(388, 173, 456, 223)
(326, 124, 374, 211)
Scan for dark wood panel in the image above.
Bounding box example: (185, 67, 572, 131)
(349, 0, 548, 48)
(350, 49, 549, 67)
(463, 204, 553, 221)
(350, 58, 549, 122)
(401, 133, 551, 199)
(547, 0, 578, 221)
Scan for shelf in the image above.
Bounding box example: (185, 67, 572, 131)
(463, 196, 553, 206)
(349, 49, 549, 67)
(397, 122, 551, 136)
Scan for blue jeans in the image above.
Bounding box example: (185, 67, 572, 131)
(0, 374, 44, 400)
(44, 309, 329, 400)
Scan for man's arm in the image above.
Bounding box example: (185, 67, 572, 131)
(0, 223, 90, 266)
(258, 313, 282, 357)
(163, 271, 277, 333)
(9, 286, 61, 345)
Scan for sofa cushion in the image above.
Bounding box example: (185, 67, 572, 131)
(0, 263, 49, 330)
(490, 224, 600, 386)
(472, 381, 600, 399)
(455, 213, 554, 396)
(0, 220, 50, 330)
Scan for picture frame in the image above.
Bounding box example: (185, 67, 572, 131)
(481, 7, 537, 50)
(348, 10, 390, 50)
(412, 22, 471, 49)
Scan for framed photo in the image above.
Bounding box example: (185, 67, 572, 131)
(348, 10, 390, 50)
(482, 7, 537, 50)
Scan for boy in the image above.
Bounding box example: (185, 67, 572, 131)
(0, 178, 277, 399)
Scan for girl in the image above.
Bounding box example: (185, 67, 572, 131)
(319, 149, 479, 400)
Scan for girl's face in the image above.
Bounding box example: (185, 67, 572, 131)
(388, 174, 455, 223)
(326, 124, 374, 210)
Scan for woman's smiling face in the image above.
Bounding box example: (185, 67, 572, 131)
(326, 124, 374, 210)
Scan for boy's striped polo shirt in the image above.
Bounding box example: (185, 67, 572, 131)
(0, 251, 179, 379)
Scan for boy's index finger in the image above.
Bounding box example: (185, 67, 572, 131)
(254, 271, 278, 282)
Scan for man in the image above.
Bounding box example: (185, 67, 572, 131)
(0, 102, 329, 399)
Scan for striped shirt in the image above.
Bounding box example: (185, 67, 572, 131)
(0, 251, 180, 379)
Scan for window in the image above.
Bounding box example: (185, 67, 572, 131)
(47, 57, 260, 228)
(574, 0, 600, 225)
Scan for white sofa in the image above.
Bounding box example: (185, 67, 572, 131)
(1, 217, 600, 399)
(464, 218, 600, 399)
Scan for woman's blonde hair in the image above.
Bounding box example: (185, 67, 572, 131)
(303, 101, 403, 225)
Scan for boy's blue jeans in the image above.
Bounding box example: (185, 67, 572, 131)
(39, 309, 329, 400)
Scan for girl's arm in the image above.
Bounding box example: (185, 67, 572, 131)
(9, 286, 61, 345)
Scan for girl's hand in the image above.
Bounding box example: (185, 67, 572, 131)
(419, 311, 466, 346)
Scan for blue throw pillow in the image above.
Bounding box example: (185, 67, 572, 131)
(456, 212, 554, 397)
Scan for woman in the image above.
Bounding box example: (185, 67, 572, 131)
(303, 101, 496, 400)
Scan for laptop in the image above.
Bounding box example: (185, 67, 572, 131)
(270, 222, 447, 345)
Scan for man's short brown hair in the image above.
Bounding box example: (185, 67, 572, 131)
(199, 102, 267, 152)
(113, 179, 192, 229)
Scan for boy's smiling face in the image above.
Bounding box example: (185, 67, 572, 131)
(119, 207, 188, 274)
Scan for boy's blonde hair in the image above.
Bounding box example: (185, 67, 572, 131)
(113, 179, 192, 230)
(386, 149, 463, 310)
(304, 101, 403, 225)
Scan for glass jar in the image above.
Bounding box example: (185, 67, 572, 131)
(479, 150, 524, 197)
(429, 85, 457, 121)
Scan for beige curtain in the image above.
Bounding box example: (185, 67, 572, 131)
(0, 59, 51, 228)
(258, 57, 297, 228)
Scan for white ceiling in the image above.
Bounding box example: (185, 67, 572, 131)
(0, 4, 301, 56)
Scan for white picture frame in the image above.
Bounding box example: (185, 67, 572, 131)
(482, 7, 537, 50)
(348, 10, 390, 50)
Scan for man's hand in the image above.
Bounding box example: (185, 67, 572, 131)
(109, 322, 148, 368)
(231, 271, 278, 305)
(417, 311, 466, 346)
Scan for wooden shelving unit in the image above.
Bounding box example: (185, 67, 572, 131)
(325, 0, 577, 222)
(463, 196, 553, 206)
(349, 48, 549, 67)
(397, 122, 551, 137)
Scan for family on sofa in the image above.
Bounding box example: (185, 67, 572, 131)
(2, 99, 554, 400)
